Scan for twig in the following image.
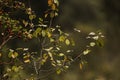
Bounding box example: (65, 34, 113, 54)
(0, 36, 11, 50)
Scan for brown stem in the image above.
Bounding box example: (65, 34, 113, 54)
(0, 36, 11, 50)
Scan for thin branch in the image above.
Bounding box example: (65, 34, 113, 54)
(0, 60, 14, 65)
(36, 70, 55, 80)
(0, 36, 11, 50)
(33, 60, 39, 74)
(72, 53, 83, 62)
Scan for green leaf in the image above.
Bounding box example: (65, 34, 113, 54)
(42, 30, 46, 37)
(59, 35, 66, 42)
(65, 39, 70, 45)
(47, 31, 52, 38)
(71, 38, 75, 46)
(8, 51, 18, 58)
(39, 18, 43, 22)
(50, 12, 55, 18)
(58, 29, 63, 35)
(22, 20, 28, 27)
(96, 39, 104, 47)
(56, 69, 61, 74)
(50, 38, 55, 42)
(29, 15, 36, 20)
(12, 66, 19, 72)
(33, 28, 42, 37)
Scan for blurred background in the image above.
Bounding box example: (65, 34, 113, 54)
(51, 0, 120, 80)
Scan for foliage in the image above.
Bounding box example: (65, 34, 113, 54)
(0, 0, 104, 80)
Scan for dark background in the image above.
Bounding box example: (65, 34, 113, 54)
(51, 0, 120, 80)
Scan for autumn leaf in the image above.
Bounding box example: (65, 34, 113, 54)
(0, 53, 2, 57)
(48, 0, 53, 6)
(79, 63, 83, 70)
(51, 4, 56, 10)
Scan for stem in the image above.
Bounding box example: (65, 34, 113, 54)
(73, 53, 83, 62)
(33, 60, 39, 74)
(0, 36, 11, 50)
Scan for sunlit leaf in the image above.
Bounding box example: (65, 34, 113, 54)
(48, 52, 53, 60)
(83, 49, 91, 55)
(65, 39, 70, 45)
(92, 36, 99, 40)
(44, 47, 53, 51)
(27, 33, 33, 39)
(8, 51, 18, 58)
(59, 35, 66, 42)
(33, 28, 42, 37)
(74, 28, 81, 32)
(29, 15, 36, 20)
(90, 42, 96, 47)
(71, 38, 75, 46)
(54, 0, 59, 6)
(51, 4, 56, 10)
(41, 54, 48, 65)
(89, 32, 96, 35)
(24, 59, 30, 63)
(45, 13, 48, 18)
(23, 48, 29, 51)
(51, 61, 56, 67)
(47, 32, 52, 38)
(56, 69, 61, 74)
(59, 53, 64, 56)
(39, 18, 43, 22)
(26, 8, 32, 14)
(79, 63, 83, 70)
(50, 38, 55, 42)
(0, 53, 2, 57)
(42, 30, 46, 37)
(12, 66, 19, 72)
(48, 0, 53, 6)
(55, 12, 58, 16)
(22, 20, 28, 27)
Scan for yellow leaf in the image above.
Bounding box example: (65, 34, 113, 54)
(0, 53, 2, 57)
(11, 52, 18, 58)
(59, 35, 65, 42)
(48, 0, 53, 6)
(48, 52, 53, 60)
(56, 69, 61, 74)
(42, 30, 46, 37)
(65, 39, 70, 45)
(24, 59, 30, 63)
(79, 63, 83, 70)
(52, 4, 56, 10)
(12, 66, 19, 72)
(47, 32, 52, 38)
